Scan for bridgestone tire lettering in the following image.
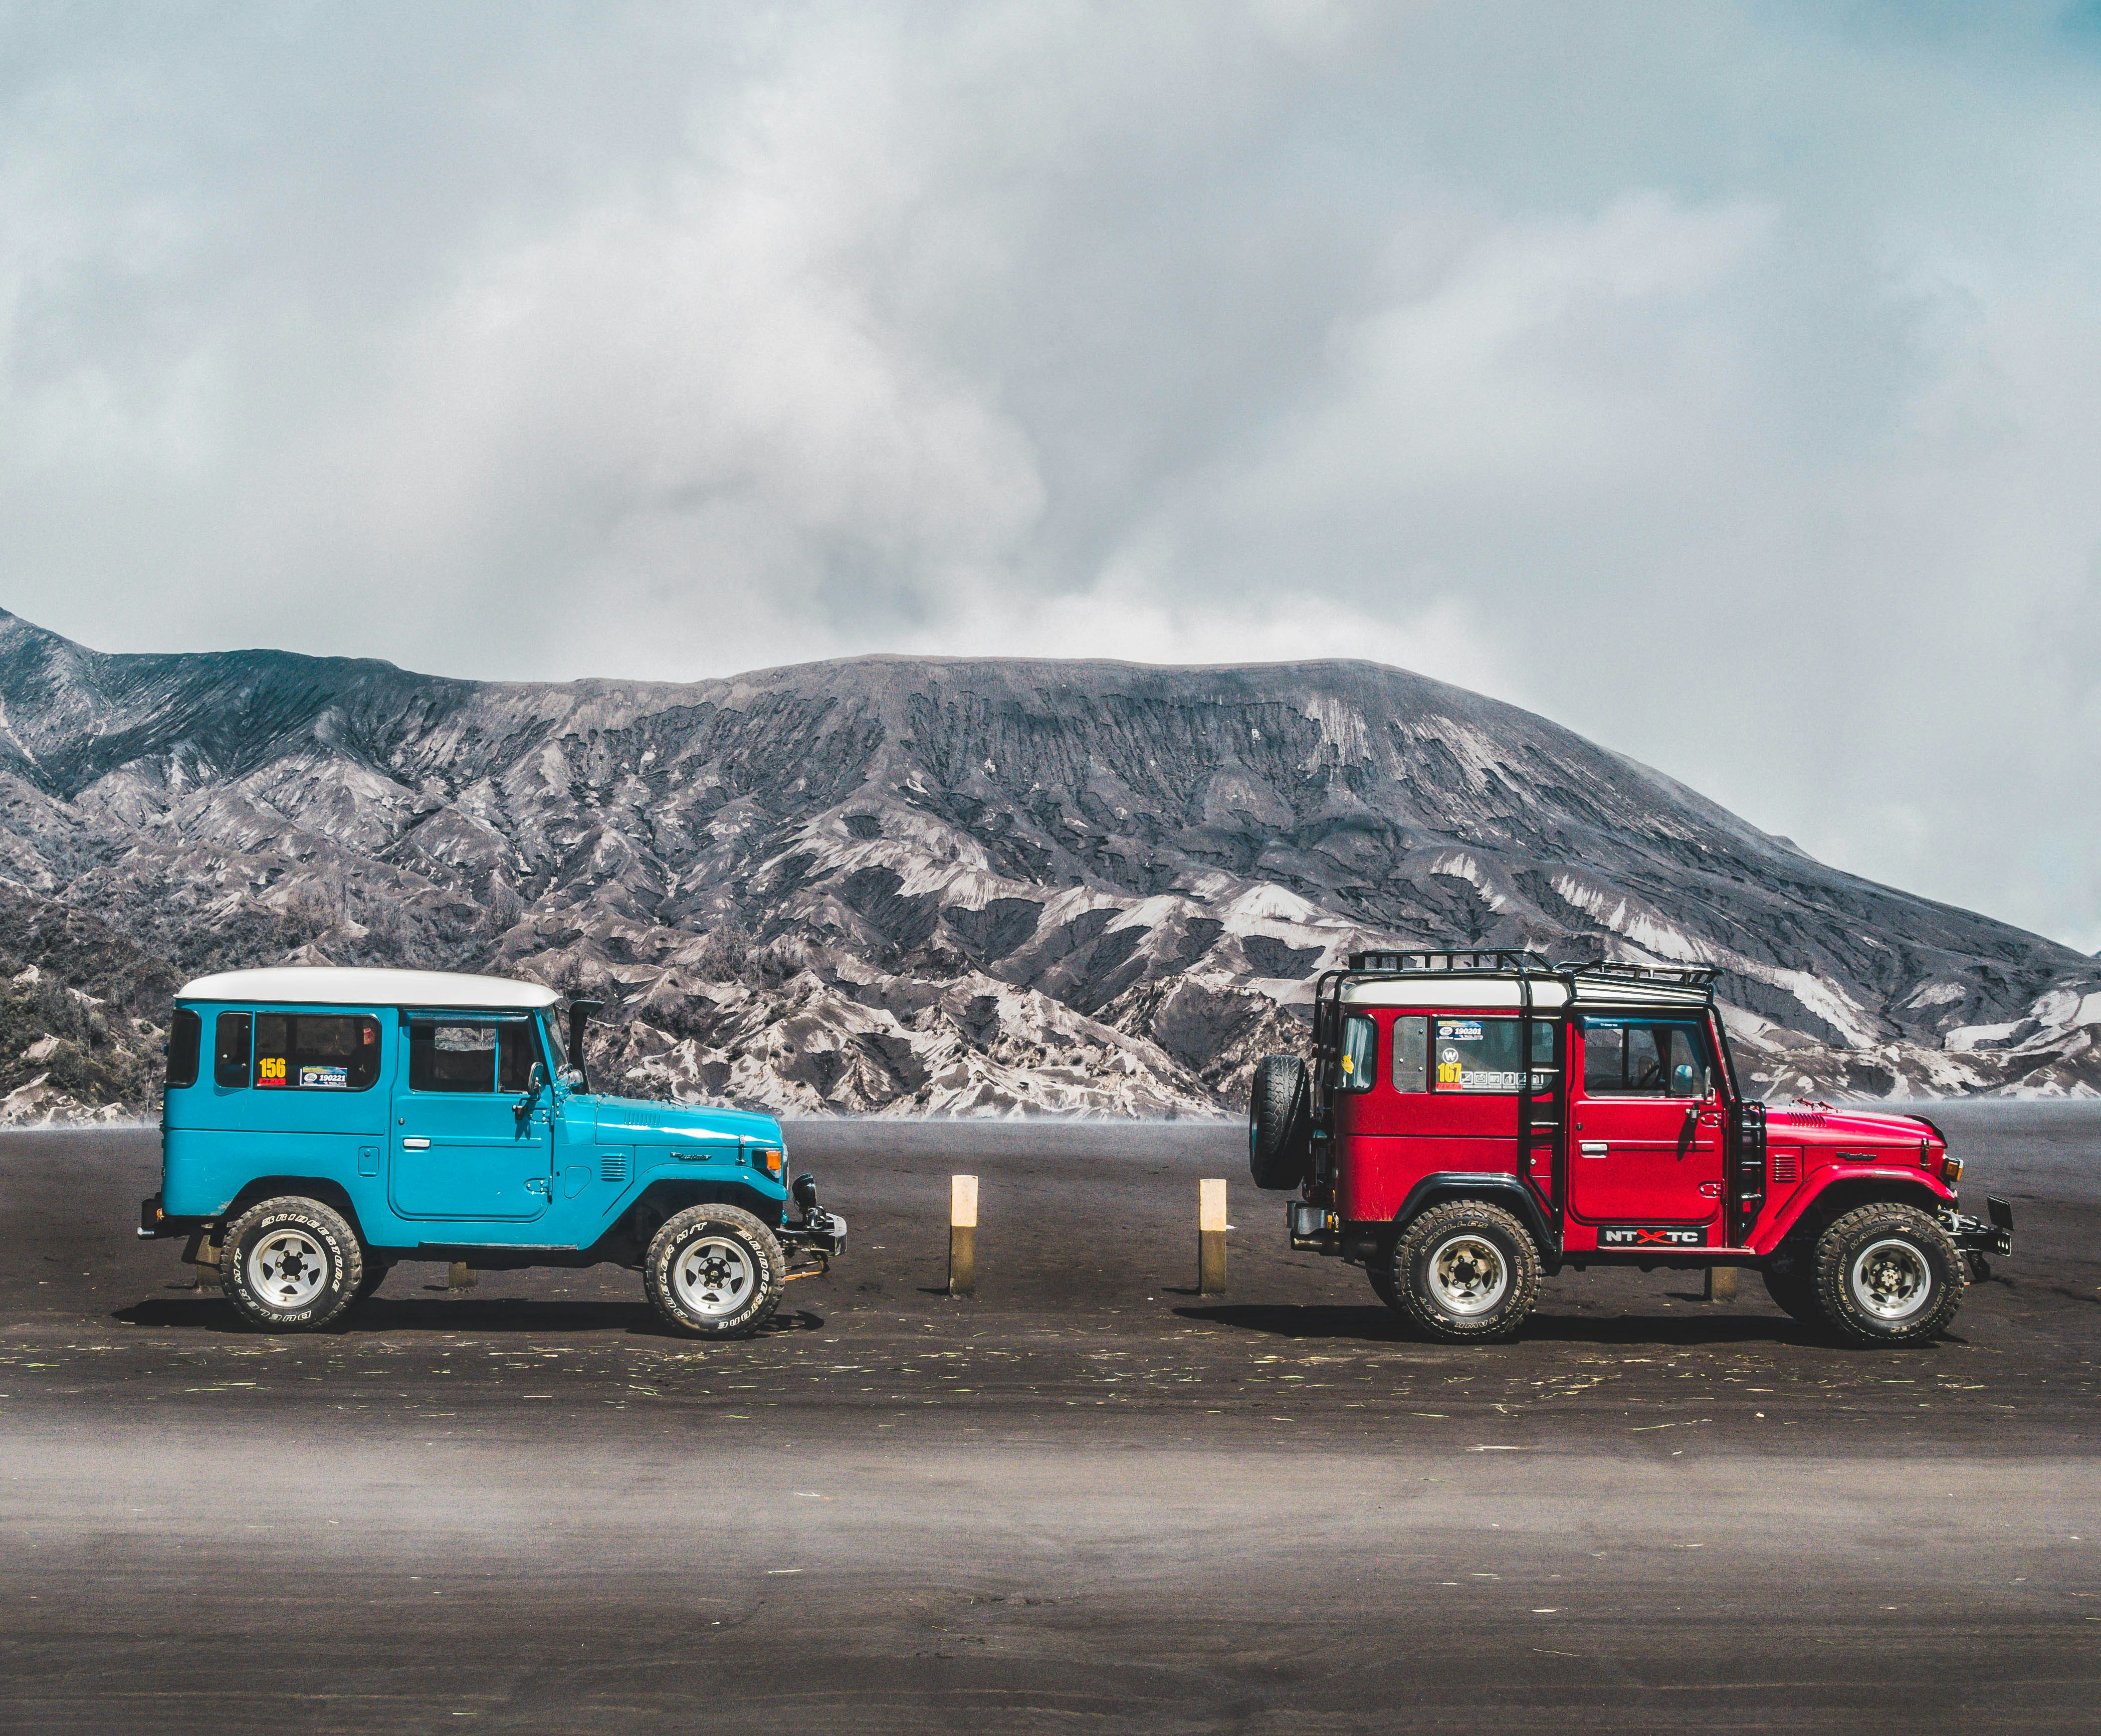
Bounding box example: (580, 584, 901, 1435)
(1247, 1054, 1312, 1191)
(1811, 1202, 1964, 1345)
(219, 1196, 362, 1334)
(1389, 1199, 1541, 1343)
(644, 1204, 787, 1339)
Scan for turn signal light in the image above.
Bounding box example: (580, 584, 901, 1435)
(756, 1148, 784, 1177)
(1940, 1154, 1963, 1183)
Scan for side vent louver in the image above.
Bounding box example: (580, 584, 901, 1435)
(600, 1153, 628, 1184)
(1770, 1149, 1800, 1185)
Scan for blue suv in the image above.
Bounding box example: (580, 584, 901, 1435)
(138, 967, 845, 1336)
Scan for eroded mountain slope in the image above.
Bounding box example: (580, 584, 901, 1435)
(0, 609, 2092, 1118)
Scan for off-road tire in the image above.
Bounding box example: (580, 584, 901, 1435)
(353, 1258, 393, 1305)
(1759, 1244, 1821, 1325)
(1247, 1054, 1311, 1191)
(1812, 1203, 1964, 1345)
(220, 1196, 362, 1333)
(1388, 1200, 1540, 1343)
(645, 1205, 787, 1339)
(1366, 1258, 1399, 1312)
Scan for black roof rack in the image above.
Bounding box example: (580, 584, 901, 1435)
(1561, 960, 1721, 989)
(1347, 949, 1552, 974)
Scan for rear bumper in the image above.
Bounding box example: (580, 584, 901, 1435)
(137, 1193, 206, 1240)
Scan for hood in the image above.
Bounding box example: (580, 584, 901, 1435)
(583, 1092, 786, 1148)
(1767, 1103, 1943, 1152)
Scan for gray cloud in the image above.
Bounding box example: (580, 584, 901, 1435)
(3, 1, 2098, 950)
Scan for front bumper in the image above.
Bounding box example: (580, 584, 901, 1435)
(1946, 1195, 2014, 1273)
(779, 1209, 848, 1260)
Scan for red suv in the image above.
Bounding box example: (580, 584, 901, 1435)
(1248, 951, 2013, 1344)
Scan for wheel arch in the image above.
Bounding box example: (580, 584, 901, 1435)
(1389, 1173, 1558, 1266)
(1764, 1174, 1948, 1255)
(222, 1177, 366, 1244)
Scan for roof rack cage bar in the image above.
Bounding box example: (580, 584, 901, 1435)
(1562, 960, 1722, 988)
(1346, 950, 1552, 975)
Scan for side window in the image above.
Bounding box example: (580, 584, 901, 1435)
(1392, 1014, 1429, 1092)
(214, 1012, 252, 1089)
(1583, 1021, 1710, 1096)
(254, 1013, 382, 1091)
(410, 1021, 499, 1093)
(498, 1023, 541, 1092)
(166, 1009, 202, 1088)
(1338, 1015, 1377, 1092)
(1432, 1017, 1558, 1094)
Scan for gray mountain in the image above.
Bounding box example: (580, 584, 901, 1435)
(0, 608, 2092, 1120)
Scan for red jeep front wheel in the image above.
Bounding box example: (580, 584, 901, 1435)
(1812, 1204, 1964, 1345)
(1387, 1200, 1541, 1342)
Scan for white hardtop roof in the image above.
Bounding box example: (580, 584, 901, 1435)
(177, 967, 559, 1011)
(1341, 975, 1713, 1013)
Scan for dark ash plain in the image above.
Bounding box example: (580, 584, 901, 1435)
(2, 1104, 2096, 1733)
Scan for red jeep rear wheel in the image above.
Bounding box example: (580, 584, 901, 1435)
(1388, 1200, 1541, 1343)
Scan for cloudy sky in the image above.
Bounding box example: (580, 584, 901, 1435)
(4, 2, 2098, 952)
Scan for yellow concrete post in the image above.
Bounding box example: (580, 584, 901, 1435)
(1198, 1178, 1229, 1295)
(949, 1175, 978, 1297)
(448, 1260, 478, 1291)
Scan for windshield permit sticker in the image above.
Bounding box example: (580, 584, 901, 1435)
(300, 1065, 349, 1089)
(1438, 1019, 1484, 1043)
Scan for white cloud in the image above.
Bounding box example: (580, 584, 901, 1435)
(1, 2, 2098, 953)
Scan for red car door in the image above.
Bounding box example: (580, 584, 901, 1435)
(1568, 1018, 1723, 1230)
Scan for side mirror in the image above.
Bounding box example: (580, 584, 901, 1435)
(1671, 1061, 1700, 1097)
(561, 1068, 585, 1091)
(526, 1061, 547, 1096)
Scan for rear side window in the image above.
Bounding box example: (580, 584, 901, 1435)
(166, 1009, 202, 1088)
(1392, 1014, 1429, 1092)
(214, 1012, 252, 1088)
(1337, 1014, 1377, 1092)
(253, 1013, 382, 1091)
(409, 1020, 541, 1093)
(1432, 1017, 1558, 1094)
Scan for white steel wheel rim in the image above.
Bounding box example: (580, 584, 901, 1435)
(246, 1228, 330, 1310)
(673, 1234, 757, 1319)
(1850, 1237, 1932, 1321)
(1428, 1233, 1509, 1317)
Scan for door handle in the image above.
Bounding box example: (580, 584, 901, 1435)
(1579, 1141, 1608, 1156)
(401, 1137, 431, 1150)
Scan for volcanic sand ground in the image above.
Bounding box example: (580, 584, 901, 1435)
(1, 1104, 2096, 1732)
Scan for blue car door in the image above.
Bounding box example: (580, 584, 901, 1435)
(390, 1012, 553, 1229)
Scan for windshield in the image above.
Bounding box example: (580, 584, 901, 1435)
(541, 1010, 567, 1070)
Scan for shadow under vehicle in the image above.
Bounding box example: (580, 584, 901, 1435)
(1247, 950, 2014, 1345)
(136, 966, 845, 1337)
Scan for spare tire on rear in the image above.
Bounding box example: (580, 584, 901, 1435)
(1248, 1053, 1312, 1190)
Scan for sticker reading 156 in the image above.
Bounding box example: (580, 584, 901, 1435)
(257, 1056, 288, 1087)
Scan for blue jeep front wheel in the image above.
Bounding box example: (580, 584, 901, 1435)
(645, 1205, 786, 1338)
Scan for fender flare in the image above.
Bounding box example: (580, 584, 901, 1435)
(1388, 1172, 1560, 1267)
(1758, 1170, 1954, 1254)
